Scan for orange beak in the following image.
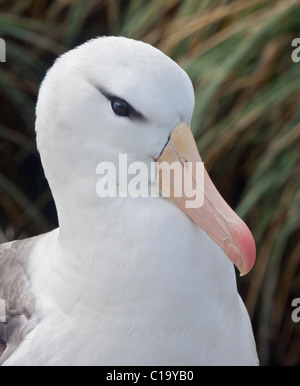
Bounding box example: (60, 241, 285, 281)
(156, 123, 256, 276)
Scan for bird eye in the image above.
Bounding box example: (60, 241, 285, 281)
(111, 99, 130, 117)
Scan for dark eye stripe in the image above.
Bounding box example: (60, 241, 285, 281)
(97, 87, 146, 121)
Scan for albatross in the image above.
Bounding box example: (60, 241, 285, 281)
(0, 36, 258, 366)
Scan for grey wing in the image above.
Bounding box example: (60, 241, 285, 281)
(0, 237, 38, 364)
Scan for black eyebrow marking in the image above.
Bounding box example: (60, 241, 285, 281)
(97, 86, 146, 121)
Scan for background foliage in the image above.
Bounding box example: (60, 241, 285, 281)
(0, 0, 299, 365)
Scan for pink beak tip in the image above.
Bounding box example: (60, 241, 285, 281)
(223, 220, 256, 277)
(235, 227, 256, 276)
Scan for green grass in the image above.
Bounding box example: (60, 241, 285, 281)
(0, 0, 299, 365)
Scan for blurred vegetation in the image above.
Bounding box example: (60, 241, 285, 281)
(0, 0, 299, 366)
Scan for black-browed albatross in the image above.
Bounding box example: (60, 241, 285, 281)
(0, 36, 258, 366)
